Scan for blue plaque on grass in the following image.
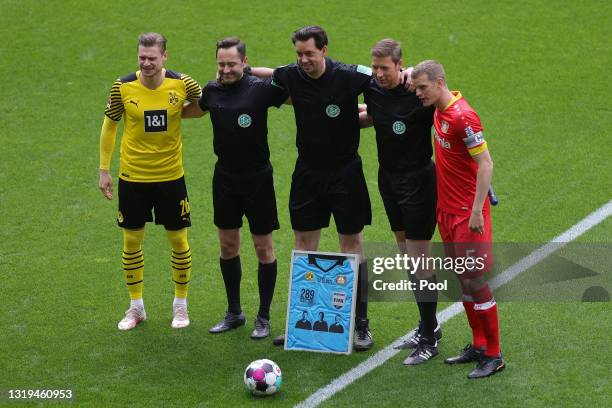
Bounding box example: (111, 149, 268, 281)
(285, 250, 358, 354)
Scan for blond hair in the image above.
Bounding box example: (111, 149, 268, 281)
(411, 60, 446, 82)
(371, 39, 402, 63)
(138, 32, 167, 52)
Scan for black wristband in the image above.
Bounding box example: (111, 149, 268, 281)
(244, 65, 252, 76)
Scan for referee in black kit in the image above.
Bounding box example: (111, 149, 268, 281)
(252, 26, 391, 351)
(183, 37, 287, 339)
(359, 39, 441, 364)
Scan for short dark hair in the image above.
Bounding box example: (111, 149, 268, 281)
(291, 25, 328, 49)
(371, 39, 402, 63)
(138, 32, 167, 52)
(412, 60, 446, 82)
(216, 36, 246, 59)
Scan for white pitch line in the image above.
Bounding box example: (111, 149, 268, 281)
(295, 200, 612, 408)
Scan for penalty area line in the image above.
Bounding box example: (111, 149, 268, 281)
(295, 200, 612, 408)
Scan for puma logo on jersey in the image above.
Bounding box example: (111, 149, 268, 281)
(129, 100, 139, 108)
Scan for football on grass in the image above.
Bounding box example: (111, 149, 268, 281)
(244, 359, 282, 396)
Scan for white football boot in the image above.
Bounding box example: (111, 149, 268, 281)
(171, 305, 190, 329)
(118, 306, 147, 330)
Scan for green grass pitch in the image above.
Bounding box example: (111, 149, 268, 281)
(0, 0, 610, 407)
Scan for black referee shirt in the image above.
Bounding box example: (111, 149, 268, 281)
(364, 78, 435, 172)
(199, 75, 286, 173)
(272, 58, 372, 170)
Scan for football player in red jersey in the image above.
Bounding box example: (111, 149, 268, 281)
(412, 60, 505, 379)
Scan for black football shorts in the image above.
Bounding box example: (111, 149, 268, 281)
(213, 163, 279, 235)
(289, 155, 372, 235)
(118, 176, 191, 231)
(378, 161, 437, 240)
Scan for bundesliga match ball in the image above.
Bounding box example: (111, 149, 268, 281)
(244, 359, 282, 396)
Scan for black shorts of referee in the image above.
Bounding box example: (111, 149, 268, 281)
(213, 162, 279, 235)
(378, 160, 437, 240)
(289, 155, 372, 235)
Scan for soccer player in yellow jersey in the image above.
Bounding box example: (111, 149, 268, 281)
(98, 33, 201, 330)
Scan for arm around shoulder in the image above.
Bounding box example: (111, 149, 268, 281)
(182, 101, 207, 118)
(251, 67, 274, 78)
(359, 109, 373, 129)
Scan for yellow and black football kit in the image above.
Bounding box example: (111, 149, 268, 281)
(100, 69, 199, 303)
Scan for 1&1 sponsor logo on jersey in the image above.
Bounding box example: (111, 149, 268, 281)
(144, 110, 168, 132)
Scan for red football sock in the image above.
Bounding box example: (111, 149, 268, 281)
(472, 285, 501, 357)
(463, 301, 487, 350)
(476, 301, 501, 357)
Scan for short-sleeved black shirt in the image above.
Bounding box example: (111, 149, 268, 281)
(199, 75, 286, 173)
(364, 78, 435, 172)
(272, 58, 372, 170)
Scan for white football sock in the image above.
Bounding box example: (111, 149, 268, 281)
(173, 297, 187, 308)
(130, 298, 144, 309)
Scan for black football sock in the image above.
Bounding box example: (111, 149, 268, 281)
(420, 334, 437, 346)
(220, 256, 242, 315)
(408, 271, 424, 328)
(257, 260, 277, 320)
(355, 261, 368, 321)
(418, 275, 439, 338)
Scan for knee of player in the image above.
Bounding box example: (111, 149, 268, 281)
(254, 243, 275, 263)
(166, 228, 189, 251)
(295, 235, 318, 251)
(220, 240, 240, 259)
(339, 240, 363, 257)
(123, 228, 145, 249)
(459, 275, 486, 292)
